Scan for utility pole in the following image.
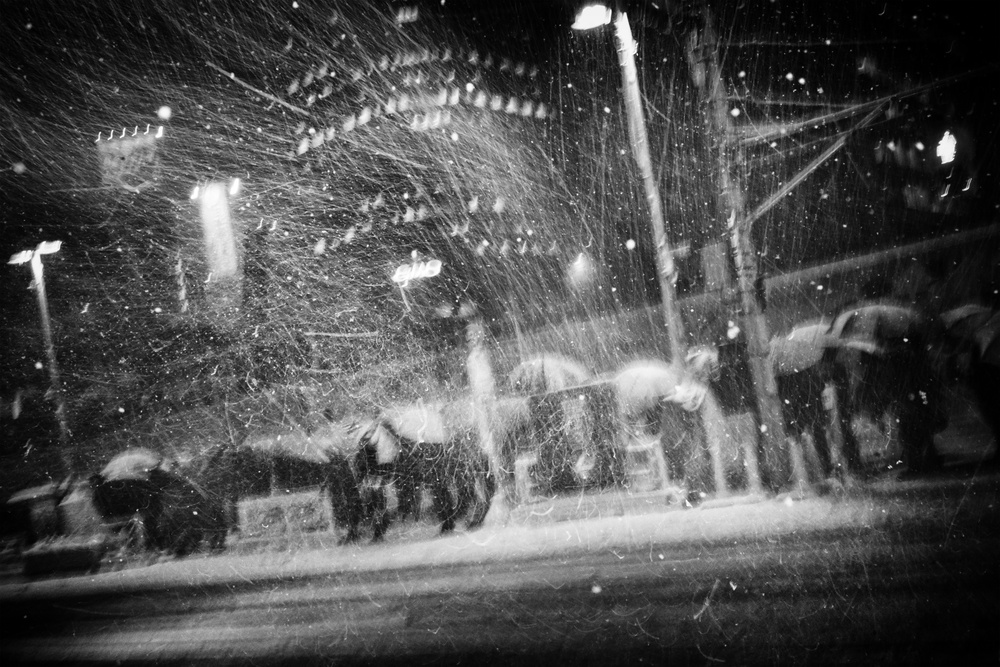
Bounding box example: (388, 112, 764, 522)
(686, 5, 787, 488)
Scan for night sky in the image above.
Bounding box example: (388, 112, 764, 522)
(0, 0, 996, 479)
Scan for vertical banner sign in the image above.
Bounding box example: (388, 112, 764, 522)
(198, 182, 243, 320)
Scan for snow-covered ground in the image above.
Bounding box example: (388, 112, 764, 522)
(7, 470, 990, 601)
(2, 396, 994, 600)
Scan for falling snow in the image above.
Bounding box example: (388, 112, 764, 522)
(0, 5, 997, 660)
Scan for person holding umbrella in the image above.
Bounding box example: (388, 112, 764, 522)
(89, 447, 171, 552)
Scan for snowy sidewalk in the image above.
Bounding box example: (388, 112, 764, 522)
(0, 490, 881, 600)
(3, 468, 996, 602)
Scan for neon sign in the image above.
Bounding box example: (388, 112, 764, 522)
(392, 258, 442, 286)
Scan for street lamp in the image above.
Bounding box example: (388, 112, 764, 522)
(8, 240, 73, 475)
(573, 3, 686, 361)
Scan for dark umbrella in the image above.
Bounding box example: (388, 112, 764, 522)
(961, 309, 1000, 446)
(937, 304, 1000, 366)
(971, 310, 1000, 367)
(91, 448, 170, 544)
(508, 354, 592, 394)
(827, 301, 926, 354)
(301, 419, 362, 458)
(940, 304, 995, 367)
(940, 304, 993, 338)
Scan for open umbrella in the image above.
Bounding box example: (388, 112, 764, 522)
(974, 310, 1000, 367)
(382, 400, 475, 445)
(827, 301, 926, 354)
(936, 304, 1000, 367)
(304, 419, 364, 458)
(508, 354, 592, 394)
(940, 304, 996, 365)
(239, 428, 334, 465)
(91, 448, 170, 541)
(357, 418, 398, 466)
(965, 310, 1000, 446)
(769, 321, 840, 377)
(940, 303, 993, 336)
(613, 359, 705, 417)
(100, 447, 165, 482)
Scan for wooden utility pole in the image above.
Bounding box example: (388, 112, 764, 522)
(686, 5, 788, 487)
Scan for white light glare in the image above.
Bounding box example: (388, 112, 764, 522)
(229, 178, 241, 196)
(937, 131, 957, 165)
(572, 4, 612, 31)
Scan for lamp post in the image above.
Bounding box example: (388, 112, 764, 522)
(8, 241, 73, 475)
(576, 3, 787, 493)
(572, 4, 686, 361)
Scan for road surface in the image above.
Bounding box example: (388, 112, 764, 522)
(2, 471, 998, 666)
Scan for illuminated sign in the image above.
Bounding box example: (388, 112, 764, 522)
(936, 130, 957, 165)
(392, 259, 442, 286)
(96, 125, 163, 192)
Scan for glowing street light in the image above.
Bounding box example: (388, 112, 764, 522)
(573, 3, 686, 360)
(8, 240, 73, 474)
(571, 4, 612, 30)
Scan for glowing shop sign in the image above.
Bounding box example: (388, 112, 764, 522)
(392, 259, 442, 286)
(937, 130, 957, 165)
